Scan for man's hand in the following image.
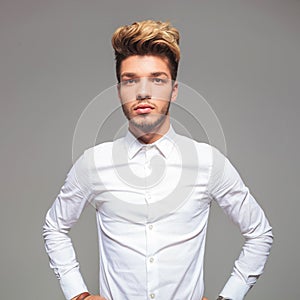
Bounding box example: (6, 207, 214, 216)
(71, 294, 107, 300)
(85, 296, 107, 300)
(202, 297, 208, 300)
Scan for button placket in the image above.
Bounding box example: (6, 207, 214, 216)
(144, 146, 152, 176)
(144, 148, 151, 203)
(145, 221, 159, 300)
(145, 192, 151, 201)
(144, 146, 159, 299)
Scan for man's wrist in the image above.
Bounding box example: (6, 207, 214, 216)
(75, 292, 91, 300)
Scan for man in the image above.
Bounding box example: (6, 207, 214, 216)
(43, 20, 273, 300)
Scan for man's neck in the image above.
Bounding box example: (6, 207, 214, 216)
(129, 119, 170, 144)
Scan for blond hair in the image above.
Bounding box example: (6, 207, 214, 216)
(111, 20, 180, 82)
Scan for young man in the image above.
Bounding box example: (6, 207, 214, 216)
(43, 20, 273, 300)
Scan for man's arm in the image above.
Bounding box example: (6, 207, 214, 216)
(43, 151, 93, 299)
(208, 148, 273, 300)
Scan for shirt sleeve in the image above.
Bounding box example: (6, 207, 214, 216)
(43, 150, 93, 299)
(208, 148, 273, 300)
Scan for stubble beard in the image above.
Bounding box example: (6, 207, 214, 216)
(122, 100, 171, 133)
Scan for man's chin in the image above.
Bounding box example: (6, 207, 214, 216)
(129, 121, 158, 133)
(129, 116, 166, 133)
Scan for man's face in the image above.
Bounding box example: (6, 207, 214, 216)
(118, 55, 178, 133)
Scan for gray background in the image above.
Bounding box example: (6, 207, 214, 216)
(1, 0, 299, 299)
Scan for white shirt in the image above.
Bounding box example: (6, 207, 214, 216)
(43, 126, 273, 300)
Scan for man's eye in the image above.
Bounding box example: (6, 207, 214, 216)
(152, 78, 167, 84)
(122, 79, 137, 85)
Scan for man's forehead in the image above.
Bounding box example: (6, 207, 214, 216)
(120, 55, 172, 77)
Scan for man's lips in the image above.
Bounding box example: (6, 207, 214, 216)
(134, 103, 155, 114)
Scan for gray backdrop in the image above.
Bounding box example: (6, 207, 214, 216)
(1, 0, 299, 299)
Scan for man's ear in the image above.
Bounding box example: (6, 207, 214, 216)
(171, 81, 178, 102)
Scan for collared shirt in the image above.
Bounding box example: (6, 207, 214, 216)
(43, 126, 273, 300)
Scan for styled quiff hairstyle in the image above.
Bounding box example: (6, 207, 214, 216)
(112, 20, 180, 82)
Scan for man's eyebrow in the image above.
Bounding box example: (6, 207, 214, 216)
(120, 72, 136, 78)
(150, 72, 169, 77)
(120, 72, 169, 78)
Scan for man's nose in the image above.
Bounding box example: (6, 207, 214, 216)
(136, 77, 152, 100)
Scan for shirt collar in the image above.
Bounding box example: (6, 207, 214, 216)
(125, 126, 177, 160)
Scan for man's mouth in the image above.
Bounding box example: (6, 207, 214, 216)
(134, 103, 155, 114)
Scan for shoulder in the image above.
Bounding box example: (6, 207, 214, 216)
(174, 133, 224, 164)
(81, 137, 127, 166)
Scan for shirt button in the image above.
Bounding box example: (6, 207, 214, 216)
(145, 193, 151, 200)
(148, 224, 153, 230)
(149, 257, 154, 263)
(150, 293, 155, 299)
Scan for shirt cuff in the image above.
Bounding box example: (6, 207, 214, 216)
(59, 268, 88, 300)
(219, 275, 251, 300)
